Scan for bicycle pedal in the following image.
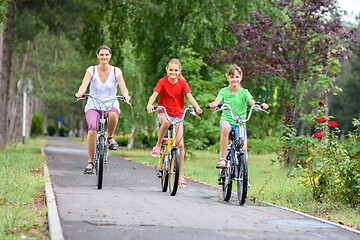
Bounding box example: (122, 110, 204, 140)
(217, 178, 222, 185)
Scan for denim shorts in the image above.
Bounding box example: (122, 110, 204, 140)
(158, 113, 181, 123)
(220, 121, 247, 140)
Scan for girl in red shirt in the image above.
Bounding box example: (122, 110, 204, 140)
(146, 59, 203, 187)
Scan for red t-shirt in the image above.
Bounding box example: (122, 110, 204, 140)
(154, 77, 192, 118)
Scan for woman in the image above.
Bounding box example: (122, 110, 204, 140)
(75, 45, 131, 174)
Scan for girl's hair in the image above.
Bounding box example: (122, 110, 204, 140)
(96, 45, 112, 54)
(227, 64, 243, 77)
(167, 58, 185, 79)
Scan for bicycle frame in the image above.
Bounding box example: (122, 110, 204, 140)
(211, 102, 268, 204)
(78, 93, 128, 189)
(149, 105, 200, 196)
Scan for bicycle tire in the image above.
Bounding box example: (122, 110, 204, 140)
(97, 135, 105, 189)
(222, 159, 232, 201)
(236, 154, 248, 205)
(168, 148, 179, 196)
(160, 152, 169, 192)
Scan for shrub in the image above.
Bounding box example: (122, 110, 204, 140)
(115, 135, 129, 147)
(47, 125, 56, 136)
(283, 99, 360, 205)
(59, 127, 70, 137)
(30, 113, 43, 136)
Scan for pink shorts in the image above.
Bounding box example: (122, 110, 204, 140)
(85, 108, 119, 131)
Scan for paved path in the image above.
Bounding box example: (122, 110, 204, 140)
(45, 137, 360, 240)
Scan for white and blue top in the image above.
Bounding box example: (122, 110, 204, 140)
(84, 65, 122, 113)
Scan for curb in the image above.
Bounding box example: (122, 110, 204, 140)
(44, 163, 65, 240)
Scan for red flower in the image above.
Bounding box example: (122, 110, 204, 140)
(351, 155, 356, 159)
(317, 117, 327, 123)
(327, 121, 338, 129)
(314, 132, 324, 139)
(318, 101, 324, 107)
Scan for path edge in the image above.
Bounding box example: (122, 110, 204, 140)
(44, 159, 65, 240)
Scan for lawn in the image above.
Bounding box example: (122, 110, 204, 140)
(0, 138, 48, 239)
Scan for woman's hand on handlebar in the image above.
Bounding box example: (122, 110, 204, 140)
(123, 95, 131, 104)
(75, 92, 83, 98)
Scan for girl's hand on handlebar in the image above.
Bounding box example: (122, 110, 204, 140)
(146, 105, 155, 114)
(195, 107, 203, 114)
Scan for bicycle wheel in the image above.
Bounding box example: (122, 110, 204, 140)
(236, 154, 248, 205)
(97, 135, 105, 189)
(160, 152, 169, 192)
(168, 148, 179, 196)
(222, 159, 232, 201)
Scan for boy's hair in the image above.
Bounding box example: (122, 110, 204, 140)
(227, 64, 243, 77)
(96, 45, 112, 54)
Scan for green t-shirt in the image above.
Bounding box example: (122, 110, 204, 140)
(216, 86, 253, 126)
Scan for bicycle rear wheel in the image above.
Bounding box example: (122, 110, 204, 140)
(160, 152, 169, 192)
(236, 154, 248, 205)
(168, 148, 179, 196)
(96, 135, 105, 189)
(222, 160, 232, 201)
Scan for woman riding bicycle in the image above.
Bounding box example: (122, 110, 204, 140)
(209, 64, 268, 169)
(75, 45, 131, 174)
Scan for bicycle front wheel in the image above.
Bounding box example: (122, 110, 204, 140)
(97, 135, 105, 189)
(222, 159, 232, 201)
(236, 154, 248, 205)
(168, 148, 179, 196)
(160, 152, 169, 192)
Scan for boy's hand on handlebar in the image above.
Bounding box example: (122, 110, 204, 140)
(261, 103, 269, 111)
(208, 102, 218, 111)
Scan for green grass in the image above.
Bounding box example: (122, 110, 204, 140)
(0, 138, 48, 239)
(113, 147, 360, 230)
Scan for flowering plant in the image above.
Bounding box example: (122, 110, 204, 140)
(327, 121, 338, 129)
(314, 132, 324, 139)
(317, 117, 327, 123)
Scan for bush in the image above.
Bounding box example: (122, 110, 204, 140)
(59, 127, 70, 137)
(282, 99, 360, 205)
(115, 135, 129, 147)
(47, 125, 56, 136)
(30, 113, 43, 137)
(134, 132, 156, 149)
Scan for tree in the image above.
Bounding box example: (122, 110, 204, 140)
(210, 0, 360, 162)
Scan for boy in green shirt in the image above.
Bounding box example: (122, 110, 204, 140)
(209, 64, 268, 168)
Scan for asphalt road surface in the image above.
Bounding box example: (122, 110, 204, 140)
(45, 137, 360, 240)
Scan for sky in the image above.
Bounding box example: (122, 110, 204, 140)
(337, 0, 360, 23)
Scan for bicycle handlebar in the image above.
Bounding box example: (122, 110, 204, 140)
(145, 105, 201, 122)
(77, 93, 131, 111)
(208, 103, 268, 124)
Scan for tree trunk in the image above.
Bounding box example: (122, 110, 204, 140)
(8, 41, 34, 143)
(26, 93, 35, 137)
(127, 125, 136, 150)
(0, 17, 15, 148)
